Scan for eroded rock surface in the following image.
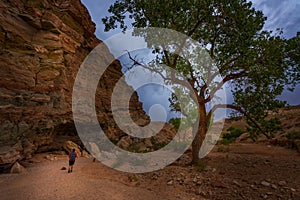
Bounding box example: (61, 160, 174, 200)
(0, 0, 150, 164)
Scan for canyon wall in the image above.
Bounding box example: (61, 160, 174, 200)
(0, 0, 150, 165)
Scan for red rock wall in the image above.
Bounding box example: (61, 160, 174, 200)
(0, 0, 149, 162)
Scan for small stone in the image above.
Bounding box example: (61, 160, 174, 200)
(271, 184, 277, 189)
(45, 155, 51, 160)
(196, 190, 206, 196)
(167, 180, 173, 185)
(265, 178, 271, 182)
(154, 172, 160, 176)
(129, 181, 140, 187)
(61, 167, 67, 170)
(266, 192, 273, 195)
(211, 180, 228, 188)
(233, 180, 241, 187)
(278, 181, 287, 186)
(261, 181, 271, 187)
(195, 189, 202, 195)
(290, 188, 296, 192)
(196, 181, 202, 186)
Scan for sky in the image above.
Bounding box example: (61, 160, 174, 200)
(81, 0, 300, 120)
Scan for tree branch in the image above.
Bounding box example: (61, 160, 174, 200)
(207, 104, 270, 139)
(126, 51, 193, 89)
(206, 55, 241, 87)
(204, 71, 246, 103)
(126, 51, 168, 79)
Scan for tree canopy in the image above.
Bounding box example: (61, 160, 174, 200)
(102, 0, 300, 163)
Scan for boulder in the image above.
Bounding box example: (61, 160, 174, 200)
(63, 141, 81, 155)
(0, 146, 21, 165)
(88, 142, 101, 155)
(10, 162, 27, 174)
(81, 150, 92, 158)
(45, 154, 57, 161)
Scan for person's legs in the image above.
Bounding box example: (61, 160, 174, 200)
(68, 160, 75, 172)
(68, 160, 73, 173)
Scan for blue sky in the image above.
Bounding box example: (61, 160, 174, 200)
(81, 0, 300, 120)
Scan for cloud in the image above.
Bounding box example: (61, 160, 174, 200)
(251, 0, 300, 38)
(136, 84, 175, 121)
(82, 0, 300, 39)
(104, 30, 147, 59)
(278, 85, 300, 105)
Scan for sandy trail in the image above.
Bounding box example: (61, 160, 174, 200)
(0, 157, 176, 200)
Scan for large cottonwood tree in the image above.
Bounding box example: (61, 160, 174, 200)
(102, 0, 300, 164)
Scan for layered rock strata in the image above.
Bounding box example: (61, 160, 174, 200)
(0, 0, 151, 166)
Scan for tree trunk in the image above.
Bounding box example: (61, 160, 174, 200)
(191, 102, 207, 164)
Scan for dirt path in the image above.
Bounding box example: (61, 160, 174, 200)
(0, 143, 299, 200)
(0, 156, 183, 200)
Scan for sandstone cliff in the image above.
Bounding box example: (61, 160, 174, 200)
(0, 0, 150, 167)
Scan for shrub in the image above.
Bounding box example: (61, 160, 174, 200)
(221, 127, 245, 144)
(286, 131, 300, 140)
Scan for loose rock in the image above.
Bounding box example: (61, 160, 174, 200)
(10, 162, 27, 174)
(278, 180, 287, 186)
(261, 181, 271, 187)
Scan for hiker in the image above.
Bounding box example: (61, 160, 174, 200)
(68, 148, 78, 173)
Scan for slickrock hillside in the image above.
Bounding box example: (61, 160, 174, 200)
(0, 0, 150, 168)
(221, 105, 300, 152)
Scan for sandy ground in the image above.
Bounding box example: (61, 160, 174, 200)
(0, 153, 199, 200)
(0, 143, 299, 200)
(0, 157, 182, 200)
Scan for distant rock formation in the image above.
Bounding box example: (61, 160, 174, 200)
(0, 0, 150, 166)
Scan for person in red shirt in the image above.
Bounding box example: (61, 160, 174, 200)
(68, 148, 78, 173)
